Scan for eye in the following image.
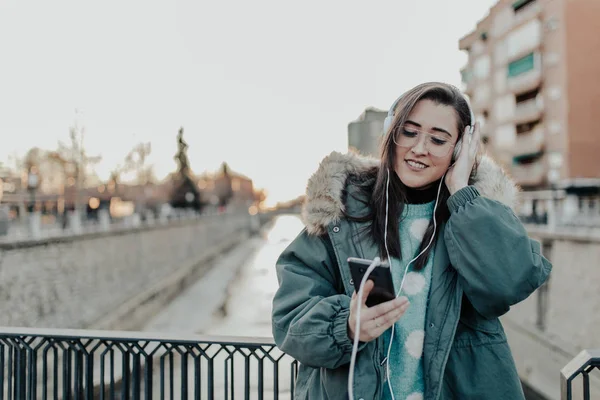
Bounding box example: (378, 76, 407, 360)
(430, 136, 448, 146)
(402, 129, 418, 138)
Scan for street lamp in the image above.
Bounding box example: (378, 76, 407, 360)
(27, 166, 39, 212)
(26, 166, 40, 238)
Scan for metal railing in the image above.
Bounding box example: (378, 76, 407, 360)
(0, 327, 297, 399)
(561, 349, 600, 400)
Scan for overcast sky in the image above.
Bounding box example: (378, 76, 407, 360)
(0, 0, 498, 205)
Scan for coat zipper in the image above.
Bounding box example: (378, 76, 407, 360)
(433, 296, 462, 400)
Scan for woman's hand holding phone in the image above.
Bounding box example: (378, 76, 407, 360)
(347, 280, 410, 342)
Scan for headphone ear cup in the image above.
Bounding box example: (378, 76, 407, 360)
(383, 116, 393, 134)
(452, 139, 462, 161)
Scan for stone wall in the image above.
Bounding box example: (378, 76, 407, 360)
(0, 212, 254, 329)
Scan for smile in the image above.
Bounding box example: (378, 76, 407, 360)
(406, 160, 428, 170)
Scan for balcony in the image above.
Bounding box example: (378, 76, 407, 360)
(513, 0, 542, 27)
(514, 98, 543, 124)
(508, 67, 542, 94)
(512, 126, 545, 156)
(510, 157, 547, 187)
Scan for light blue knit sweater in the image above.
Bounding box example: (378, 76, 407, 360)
(381, 201, 435, 400)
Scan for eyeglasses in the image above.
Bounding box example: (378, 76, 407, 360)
(393, 125, 455, 158)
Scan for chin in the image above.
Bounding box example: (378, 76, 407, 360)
(397, 166, 439, 188)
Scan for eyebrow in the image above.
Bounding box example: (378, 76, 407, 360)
(405, 120, 452, 138)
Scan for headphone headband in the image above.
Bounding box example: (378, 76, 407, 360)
(383, 86, 475, 135)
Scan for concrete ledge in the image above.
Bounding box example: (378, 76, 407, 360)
(92, 230, 250, 331)
(0, 213, 244, 250)
(525, 224, 600, 243)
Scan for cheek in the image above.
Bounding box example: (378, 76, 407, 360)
(434, 154, 453, 169)
(430, 156, 453, 176)
(394, 146, 408, 165)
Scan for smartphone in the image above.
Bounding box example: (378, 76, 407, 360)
(347, 257, 395, 307)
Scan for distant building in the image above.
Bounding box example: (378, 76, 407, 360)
(347, 108, 387, 158)
(459, 0, 600, 189)
(197, 163, 256, 208)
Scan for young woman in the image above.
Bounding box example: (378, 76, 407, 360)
(272, 82, 552, 400)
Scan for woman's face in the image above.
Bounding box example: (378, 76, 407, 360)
(394, 99, 460, 189)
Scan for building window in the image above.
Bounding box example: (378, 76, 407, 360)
(474, 83, 491, 103)
(473, 55, 491, 80)
(516, 120, 539, 134)
(494, 94, 516, 122)
(506, 19, 542, 59)
(513, 151, 543, 165)
(495, 124, 517, 149)
(516, 87, 540, 104)
(545, 16, 559, 32)
(472, 40, 485, 56)
(548, 152, 563, 169)
(513, 0, 536, 13)
(508, 53, 535, 77)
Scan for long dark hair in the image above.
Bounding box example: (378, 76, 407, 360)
(348, 82, 478, 270)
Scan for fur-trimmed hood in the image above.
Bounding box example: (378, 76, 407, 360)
(302, 152, 520, 235)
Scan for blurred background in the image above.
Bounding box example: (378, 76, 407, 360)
(0, 0, 598, 399)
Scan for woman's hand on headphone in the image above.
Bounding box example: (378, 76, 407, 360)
(445, 122, 481, 195)
(348, 280, 410, 342)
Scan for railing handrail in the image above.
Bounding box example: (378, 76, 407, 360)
(0, 327, 295, 398)
(0, 326, 276, 346)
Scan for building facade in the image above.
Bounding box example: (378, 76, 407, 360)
(347, 107, 387, 158)
(459, 0, 600, 189)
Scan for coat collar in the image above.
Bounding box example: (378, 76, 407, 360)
(301, 151, 520, 235)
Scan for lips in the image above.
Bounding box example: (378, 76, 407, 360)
(405, 160, 428, 170)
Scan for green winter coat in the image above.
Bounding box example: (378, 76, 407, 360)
(271, 152, 552, 400)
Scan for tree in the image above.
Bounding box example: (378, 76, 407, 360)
(124, 142, 154, 185)
(56, 122, 102, 211)
(109, 142, 156, 186)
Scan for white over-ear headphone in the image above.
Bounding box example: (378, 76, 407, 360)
(383, 89, 476, 162)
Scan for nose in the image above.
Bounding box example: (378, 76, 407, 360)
(410, 134, 428, 155)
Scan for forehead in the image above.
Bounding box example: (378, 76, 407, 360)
(406, 99, 459, 137)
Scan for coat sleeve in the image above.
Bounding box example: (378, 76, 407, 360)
(271, 228, 365, 369)
(444, 186, 552, 319)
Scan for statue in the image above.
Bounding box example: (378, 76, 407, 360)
(175, 128, 190, 175)
(170, 127, 202, 211)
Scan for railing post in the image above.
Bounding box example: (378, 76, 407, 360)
(561, 349, 600, 400)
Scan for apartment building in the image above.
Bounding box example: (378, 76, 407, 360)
(459, 0, 600, 189)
